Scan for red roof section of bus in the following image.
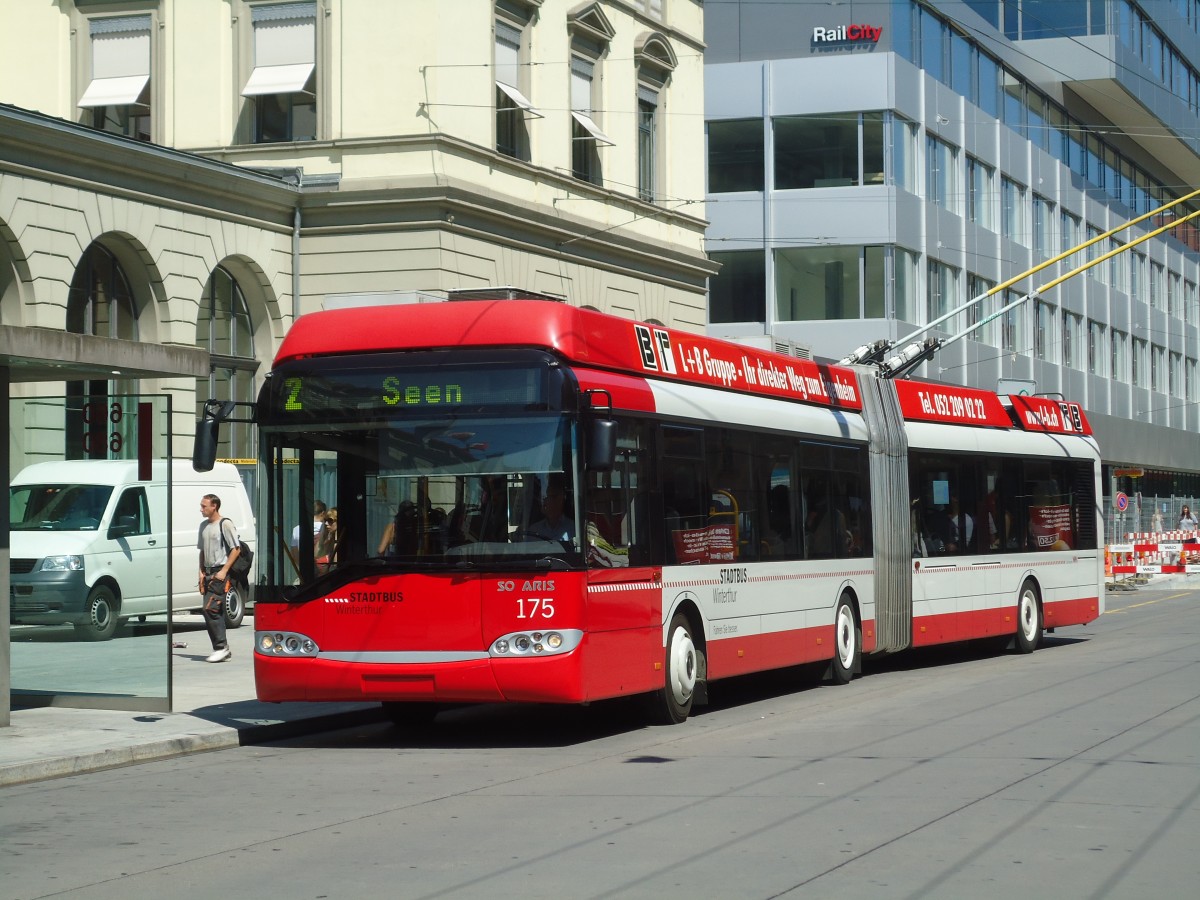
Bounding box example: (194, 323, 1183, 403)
(275, 300, 865, 412)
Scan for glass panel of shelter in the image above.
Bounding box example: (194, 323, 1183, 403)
(8, 394, 171, 712)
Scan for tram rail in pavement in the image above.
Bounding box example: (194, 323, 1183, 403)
(4, 572, 1186, 788)
(1, 613, 382, 787)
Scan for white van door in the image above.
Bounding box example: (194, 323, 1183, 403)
(100, 485, 165, 614)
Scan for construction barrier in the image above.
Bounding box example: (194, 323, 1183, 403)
(1108, 535, 1200, 574)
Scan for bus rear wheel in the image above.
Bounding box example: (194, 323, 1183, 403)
(830, 594, 860, 684)
(650, 612, 698, 725)
(1014, 581, 1042, 653)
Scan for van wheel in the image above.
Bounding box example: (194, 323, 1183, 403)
(224, 583, 245, 629)
(75, 585, 119, 641)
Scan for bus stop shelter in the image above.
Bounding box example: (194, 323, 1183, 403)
(0, 324, 209, 726)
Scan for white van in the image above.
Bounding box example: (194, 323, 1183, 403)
(9, 460, 256, 640)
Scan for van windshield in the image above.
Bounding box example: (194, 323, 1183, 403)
(10, 484, 114, 531)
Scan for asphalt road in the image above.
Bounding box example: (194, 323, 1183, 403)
(2, 585, 1197, 899)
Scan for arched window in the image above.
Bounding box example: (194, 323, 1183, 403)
(67, 243, 138, 340)
(65, 243, 139, 459)
(199, 265, 258, 460)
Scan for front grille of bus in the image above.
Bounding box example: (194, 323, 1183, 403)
(9, 558, 37, 574)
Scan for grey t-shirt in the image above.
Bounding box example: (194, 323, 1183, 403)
(198, 518, 239, 568)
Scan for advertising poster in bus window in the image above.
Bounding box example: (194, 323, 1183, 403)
(672, 523, 736, 564)
(1030, 504, 1073, 550)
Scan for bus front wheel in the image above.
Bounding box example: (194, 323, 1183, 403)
(651, 612, 698, 725)
(1014, 581, 1042, 653)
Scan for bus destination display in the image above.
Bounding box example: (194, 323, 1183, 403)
(269, 363, 546, 420)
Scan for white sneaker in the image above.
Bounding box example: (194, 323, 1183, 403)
(206, 647, 232, 663)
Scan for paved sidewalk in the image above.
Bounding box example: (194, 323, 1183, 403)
(1, 615, 382, 787)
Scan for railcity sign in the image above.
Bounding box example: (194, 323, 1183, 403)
(812, 24, 883, 44)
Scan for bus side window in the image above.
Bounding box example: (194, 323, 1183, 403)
(585, 418, 651, 568)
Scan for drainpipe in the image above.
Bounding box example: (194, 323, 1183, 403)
(292, 169, 302, 324)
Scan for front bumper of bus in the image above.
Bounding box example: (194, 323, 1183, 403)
(253, 629, 591, 704)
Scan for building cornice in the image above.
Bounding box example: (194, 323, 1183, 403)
(0, 104, 297, 228)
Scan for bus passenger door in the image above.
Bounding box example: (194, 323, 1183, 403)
(911, 454, 1006, 643)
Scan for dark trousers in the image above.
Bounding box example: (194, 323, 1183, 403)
(202, 571, 229, 651)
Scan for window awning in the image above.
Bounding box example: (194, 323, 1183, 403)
(78, 74, 150, 108)
(496, 81, 543, 118)
(571, 111, 614, 146)
(242, 63, 315, 96)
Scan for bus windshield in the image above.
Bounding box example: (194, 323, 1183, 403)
(261, 413, 583, 593)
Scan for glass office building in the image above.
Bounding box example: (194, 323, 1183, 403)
(705, 0, 1200, 510)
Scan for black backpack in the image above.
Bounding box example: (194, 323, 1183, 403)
(217, 518, 254, 579)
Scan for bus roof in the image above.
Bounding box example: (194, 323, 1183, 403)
(275, 300, 864, 413)
(274, 299, 1092, 434)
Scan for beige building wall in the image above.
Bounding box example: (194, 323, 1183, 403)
(0, 113, 295, 464)
(0, 0, 713, 445)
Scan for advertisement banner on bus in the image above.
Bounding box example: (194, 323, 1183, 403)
(632, 323, 863, 412)
(893, 380, 1012, 428)
(1007, 395, 1093, 435)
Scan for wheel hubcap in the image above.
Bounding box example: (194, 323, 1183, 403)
(1020, 592, 1037, 641)
(92, 598, 111, 628)
(668, 626, 697, 706)
(837, 607, 855, 667)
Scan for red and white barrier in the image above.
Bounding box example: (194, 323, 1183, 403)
(1108, 536, 1200, 574)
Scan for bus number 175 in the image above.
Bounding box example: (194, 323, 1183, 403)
(517, 598, 555, 619)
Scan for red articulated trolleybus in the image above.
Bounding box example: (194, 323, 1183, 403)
(209, 296, 1102, 725)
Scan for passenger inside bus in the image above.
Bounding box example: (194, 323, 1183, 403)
(926, 493, 973, 554)
(911, 498, 927, 556)
(316, 507, 339, 574)
(377, 500, 420, 556)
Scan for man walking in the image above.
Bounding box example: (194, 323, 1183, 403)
(198, 493, 240, 663)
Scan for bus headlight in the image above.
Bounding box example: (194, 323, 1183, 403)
(490, 629, 583, 657)
(256, 631, 319, 657)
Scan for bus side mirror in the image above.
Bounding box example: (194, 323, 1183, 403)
(587, 418, 616, 472)
(192, 399, 236, 472)
(192, 418, 219, 472)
